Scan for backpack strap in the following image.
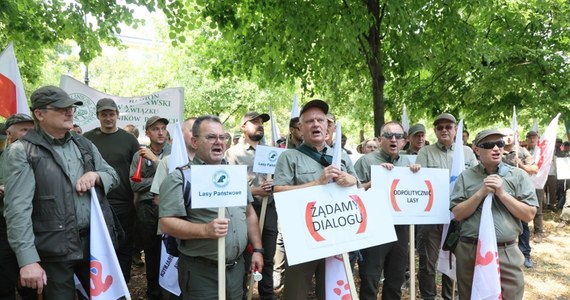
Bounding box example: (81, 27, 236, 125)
(296, 144, 347, 169)
(177, 166, 192, 209)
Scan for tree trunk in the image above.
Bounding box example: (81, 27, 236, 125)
(366, 0, 385, 137)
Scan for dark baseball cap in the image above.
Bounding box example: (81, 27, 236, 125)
(526, 131, 539, 138)
(473, 129, 505, 146)
(145, 116, 169, 129)
(30, 86, 83, 110)
(5, 113, 34, 129)
(96, 98, 118, 112)
(433, 113, 457, 125)
(289, 117, 300, 128)
(408, 124, 426, 137)
(241, 111, 270, 125)
(300, 99, 329, 116)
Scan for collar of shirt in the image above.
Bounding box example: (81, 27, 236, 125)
(41, 130, 71, 146)
(377, 149, 400, 164)
(192, 156, 228, 165)
(238, 138, 257, 152)
(436, 141, 454, 152)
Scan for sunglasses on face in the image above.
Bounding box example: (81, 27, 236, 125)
(381, 132, 405, 140)
(436, 124, 454, 131)
(477, 140, 505, 149)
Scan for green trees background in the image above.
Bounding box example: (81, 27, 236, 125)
(2, 0, 570, 139)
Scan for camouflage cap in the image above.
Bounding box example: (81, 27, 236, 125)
(5, 113, 34, 129)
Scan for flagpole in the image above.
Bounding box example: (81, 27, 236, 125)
(341, 253, 358, 299)
(247, 174, 271, 300)
(218, 207, 226, 300)
(409, 225, 416, 300)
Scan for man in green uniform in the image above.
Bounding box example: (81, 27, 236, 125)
(415, 113, 478, 300)
(273, 99, 358, 300)
(451, 129, 538, 300)
(129, 116, 171, 299)
(84, 98, 140, 282)
(0, 113, 35, 299)
(354, 121, 420, 300)
(405, 123, 426, 155)
(225, 111, 276, 299)
(159, 115, 263, 300)
(2, 86, 119, 298)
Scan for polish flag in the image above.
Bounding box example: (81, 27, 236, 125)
(471, 193, 501, 299)
(0, 42, 30, 118)
(90, 188, 131, 299)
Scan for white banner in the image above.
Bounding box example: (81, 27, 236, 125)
(59, 75, 184, 136)
(274, 184, 397, 266)
(556, 157, 570, 180)
(191, 165, 248, 209)
(252, 145, 286, 174)
(370, 166, 450, 225)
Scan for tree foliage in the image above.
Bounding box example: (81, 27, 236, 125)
(163, 0, 570, 134)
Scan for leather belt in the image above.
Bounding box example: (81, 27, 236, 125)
(190, 255, 240, 269)
(460, 236, 515, 247)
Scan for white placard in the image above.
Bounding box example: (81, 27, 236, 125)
(556, 157, 570, 179)
(191, 165, 248, 209)
(370, 166, 450, 225)
(274, 184, 397, 266)
(252, 145, 287, 174)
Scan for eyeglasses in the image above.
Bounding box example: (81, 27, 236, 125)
(436, 124, 454, 131)
(477, 140, 505, 149)
(43, 106, 77, 113)
(196, 134, 230, 143)
(381, 132, 405, 140)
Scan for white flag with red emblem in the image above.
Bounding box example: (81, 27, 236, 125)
(90, 188, 131, 300)
(530, 113, 560, 189)
(0, 42, 30, 118)
(471, 193, 501, 299)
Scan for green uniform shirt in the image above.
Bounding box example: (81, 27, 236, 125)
(354, 149, 410, 184)
(2, 130, 118, 266)
(416, 142, 478, 172)
(158, 156, 252, 262)
(130, 143, 171, 202)
(225, 139, 272, 204)
(273, 143, 356, 186)
(450, 163, 538, 242)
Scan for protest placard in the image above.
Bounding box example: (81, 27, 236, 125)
(370, 166, 450, 225)
(274, 184, 397, 266)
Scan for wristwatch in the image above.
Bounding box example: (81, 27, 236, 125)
(253, 248, 264, 254)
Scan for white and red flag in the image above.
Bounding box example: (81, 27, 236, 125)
(325, 121, 354, 299)
(471, 193, 501, 300)
(0, 42, 30, 118)
(90, 188, 131, 299)
(530, 113, 561, 189)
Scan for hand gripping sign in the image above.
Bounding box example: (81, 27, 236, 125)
(274, 183, 397, 266)
(369, 166, 450, 225)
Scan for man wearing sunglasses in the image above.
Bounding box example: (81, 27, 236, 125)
(415, 113, 478, 300)
(451, 129, 538, 299)
(354, 121, 421, 300)
(2, 86, 119, 298)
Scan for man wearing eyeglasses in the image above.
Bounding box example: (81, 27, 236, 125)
(451, 129, 537, 299)
(415, 113, 478, 300)
(84, 98, 141, 282)
(354, 121, 421, 300)
(273, 99, 358, 300)
(159, 115, 264, 300)
(2, 86, 119, 298)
